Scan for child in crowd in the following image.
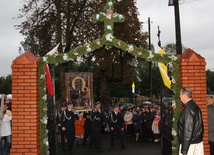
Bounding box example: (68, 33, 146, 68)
(152, 111, 161, 142)
(75, 113, 85, 145)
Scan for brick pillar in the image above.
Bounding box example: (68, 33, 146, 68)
(180, 48, 209, 155)
(11, 51, 40, 154)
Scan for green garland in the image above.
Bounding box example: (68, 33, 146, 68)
(38, 0, 180, 154)
(38, 59, 49, 155)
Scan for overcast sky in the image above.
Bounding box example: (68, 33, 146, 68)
(0, 0, 214, 77)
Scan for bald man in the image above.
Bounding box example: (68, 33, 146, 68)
(178, 87, 204, 155)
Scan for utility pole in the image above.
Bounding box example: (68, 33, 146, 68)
(169, 0, 182, 54)
(140, 18, 153, 100)
(148, 17, 152, 100)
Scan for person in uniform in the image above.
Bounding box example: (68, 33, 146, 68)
(108, 104, 127, 150)
(56, 103, 67, 151)
(60, 102, 79, 154)
(89, 101, 107, 152)
(82, 110, 92, 148)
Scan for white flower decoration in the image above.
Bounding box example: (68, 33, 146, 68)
(43, 94, 47, 101)
(73, 51, 78, 56)
(46, 150, 50, 155)
(40, 74, 45, 79)
(148, 50, 153, 59)
(63, 54, 68, 61)
(172, 128, 177, 136)
(40, 115, 48, 124)
(86, 45, 92, 52)
(118, 14, 124, 19)
(171, 76, 176, 84)
(96, 39, 101, 45)
(96, 14, 100, 20)
(43, 56, 47, 62)
(108, 2, 113, 7)
(167, 62, 173, 70)
(127, 45, 134, 52)
(43, 137, 49, 146)
(105, 33, 114, 42)
(169, 55, 177, 61)
(107, 25, 112, 30)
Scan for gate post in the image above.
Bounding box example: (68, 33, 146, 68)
(180, 48, 209, 155)
(11, 51, 40, 154)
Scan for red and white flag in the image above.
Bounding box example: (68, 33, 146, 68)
(45, 64, 54, 96)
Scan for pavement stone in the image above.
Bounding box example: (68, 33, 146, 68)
(56, 133, 161, 155)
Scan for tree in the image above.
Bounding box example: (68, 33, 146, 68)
(207, 70, 214, 94)
(17, 0, 107, 99)
(17, 0, 148, 106)
(163, 43, 187, 55)
(0, 75, 12, 94)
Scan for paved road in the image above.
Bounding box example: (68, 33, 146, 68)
(56, 133, 162, 155)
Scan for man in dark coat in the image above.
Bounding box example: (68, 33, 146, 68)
(89, 101, 107, 152)
(60, 102, 79, 154)
(82, 110, 92, 148)
(56, 103, 66, 151)
(108, 104, 127, 149)
(207, 95, 214, 155)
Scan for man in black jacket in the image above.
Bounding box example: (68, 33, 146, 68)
(178, 87, 204, 155)
(60, 102, 79, 154)
(56, 103, 66, 151)
(89, 101, 107, 152)
(109, 105, 126, 149)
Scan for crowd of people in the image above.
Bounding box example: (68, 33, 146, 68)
(55, 87, 212, 155)
(56, 100, 163, 154)
(1, 88, 213, 155)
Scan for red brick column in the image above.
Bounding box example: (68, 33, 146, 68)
(180, 48, 209, 155)
(11, 51, 40, 154)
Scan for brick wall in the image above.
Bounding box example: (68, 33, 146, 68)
(180, 48, 209, 155)
(11, 51, 40, 155)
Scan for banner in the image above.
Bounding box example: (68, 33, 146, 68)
(45, 64, 54, 96)
(158, 49, 171, 89)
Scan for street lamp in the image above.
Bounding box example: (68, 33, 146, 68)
(168, 0, 174, 6)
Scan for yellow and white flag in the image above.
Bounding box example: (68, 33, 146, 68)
(158, 48, 171, 89)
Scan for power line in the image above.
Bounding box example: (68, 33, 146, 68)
(180, 0, 214, 17)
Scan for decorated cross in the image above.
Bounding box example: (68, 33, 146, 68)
(39, 0, 180, 154)
(94, 0, 125, 35)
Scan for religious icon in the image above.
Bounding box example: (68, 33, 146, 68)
(65, 72, 93, 111)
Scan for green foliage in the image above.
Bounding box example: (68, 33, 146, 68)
(207, 69, 214, 94)
(38, 59, 48, 155)
(0, 75, 12, 94)
(163, 43, 187, 55)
